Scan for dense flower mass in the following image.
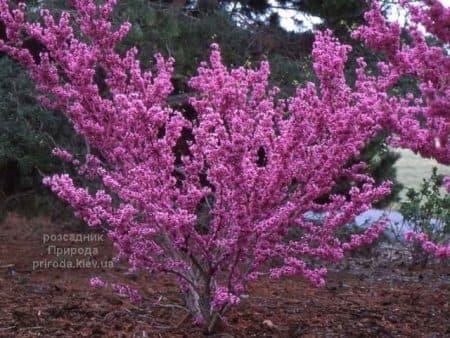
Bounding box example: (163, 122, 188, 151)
(353, 0, 449, 164)
(2, 0, 447, 331)
(354, 0, 450, 256)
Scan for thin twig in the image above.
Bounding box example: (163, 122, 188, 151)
(0, 264, 15, 269)
(0, 326, 16, 331)
(152, 303, 190, 313)
(175, 313, 191, 328)
(18, 326, 43, 331)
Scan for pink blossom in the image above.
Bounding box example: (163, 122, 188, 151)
(0, 0, 402, 330)
(404, 231, 415, 242)
(422, 241, 437, 253)
(111, 283, 141, 302)
(212, 287, 240, 310)
(52, 147, 74, 162)
(89, 277, 106, 288)
(354, 0, 450, 260)
(444, 177, 450, 193)
(354, 0, 450, 165)
(405, 231, 450, 258)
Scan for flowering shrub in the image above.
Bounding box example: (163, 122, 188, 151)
(354, 0, 449, 165)
(400, 168, 450, 261)
(0, 0, 424, 332)
(354, 0, 450, 258)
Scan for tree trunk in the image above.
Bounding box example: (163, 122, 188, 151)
(183, 284, 224, 334)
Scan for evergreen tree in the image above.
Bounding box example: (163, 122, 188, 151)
(0, 56, 84, 220)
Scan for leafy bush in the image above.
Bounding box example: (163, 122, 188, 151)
(400, 168, 450, 264)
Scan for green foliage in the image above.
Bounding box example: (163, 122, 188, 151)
(0, 56, 83, 221)
(400, 167, 450, 245)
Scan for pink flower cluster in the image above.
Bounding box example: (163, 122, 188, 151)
(212, 286, 240, 310)
(342, 220, 387, 251)
(111, 283, 141, 302)
(89, 277, 141, 302)
(2, 0, 441, 329)
(52, 147, 74, 163)
(404, 231, 450, 258)
(89, 276, 106, 288)
(353, 0, 450, 164)
(354, 0, 450, 258)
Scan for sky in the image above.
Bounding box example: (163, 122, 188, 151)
(268, 0, 320, 32)
(273, 0, 450, 32)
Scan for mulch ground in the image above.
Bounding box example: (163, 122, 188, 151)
(0, 214, 449, 337)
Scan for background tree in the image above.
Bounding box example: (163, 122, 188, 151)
(0, 54, 84, 221)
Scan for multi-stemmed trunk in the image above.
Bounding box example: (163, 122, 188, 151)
(182, 276, 225, 334)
